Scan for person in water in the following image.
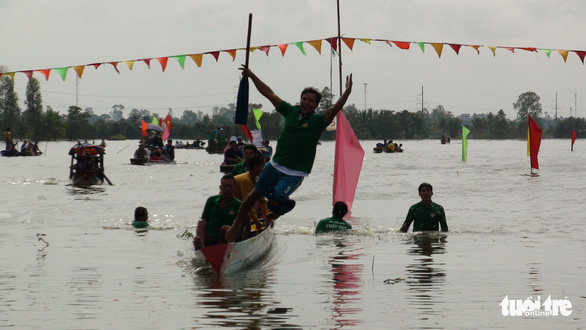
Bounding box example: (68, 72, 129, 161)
(400, 183, 448, 233)
(226, 65, 353, 242)
(133, 206, 149, 228)
(315, 201, 352, 234)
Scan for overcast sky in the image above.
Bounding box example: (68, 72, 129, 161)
(2, 0, 586, 120)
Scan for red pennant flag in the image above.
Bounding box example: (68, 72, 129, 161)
(22, 70, 33, 80)
(326, 37, 338, 52)
(573, 51, 586, 64)
(89, 63, 102, 69)
(241, 124, 253, 142)
(392, 41, 410, 50)
(519, 47, 537, 52)
(571, 130, 577, 151)
(142, 58, 151, 69)
(528, 116, 542, 170)
(156, 57, 168, 72)
(141, 120, 148, 137)
(206, 51, 220, 62)
(449, 43, 462, 55)
(38, 69, 51, 81)
(258, 46, 270, 55)
(502, 47, 516, 53)
(109, 62, 120, 74)
(163, 114, 173, 130)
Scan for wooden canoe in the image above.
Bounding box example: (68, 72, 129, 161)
(195, 224, 274, 275)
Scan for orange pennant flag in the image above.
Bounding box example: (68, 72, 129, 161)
(342, 37, 355, 50)
(223, 49, 237, 61)
(124, 60, 135, 70)
(277, 44, 288, 56)
(573, 51, 586, 64)
(142, 58, 151, 69)
(188, 54, 203, 67)
(206, 51, 220, 62)
(556, 49, 569, 62)
(487, 46, 497, 56)
(156, 57, 169, 72)
(38, 69, 51, 81)
(392, 41, 410, 50)
(73, 65, 85, 78)
(109, 62, 120, 74)
(307, 40, 322, 54)
(258, 45, 270, 55)
(431, 43, 444, 58)
(466, 45, 481, 54)
(448, 43, 462, 55)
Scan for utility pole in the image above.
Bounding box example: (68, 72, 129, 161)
(364, 83, 368, 111)
(575, 93, 578, 118)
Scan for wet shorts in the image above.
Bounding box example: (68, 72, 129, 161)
(255, 162, 303, 215)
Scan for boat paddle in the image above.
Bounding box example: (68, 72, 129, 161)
(234, 13, 252, 125)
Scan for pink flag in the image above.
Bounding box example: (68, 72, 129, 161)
(161, 125, 170, 141)
(571, 130, 577, 151)
(333, 112, 364, 215)
(528, 116, 542, 170)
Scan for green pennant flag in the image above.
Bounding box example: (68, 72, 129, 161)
(172, 55, 186, 69)
(417, 42, 425, 53)
(294, 42, 307, 55)
(462, 125, 470, 161)
(538, 49, 552, 57)
(253, 108, 263, 130)
(54, 67, 69, 81)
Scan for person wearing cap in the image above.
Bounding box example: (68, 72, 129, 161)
(223, 137, 243, 165)
(226, 65, 353, 242)
(134, 143, 148, 162)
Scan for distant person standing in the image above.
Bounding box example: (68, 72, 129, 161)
(3, 128, 12, 150)
(400, 183, 448, 233)
(315, 201, 352, 234)
(165, 139, 175, 161)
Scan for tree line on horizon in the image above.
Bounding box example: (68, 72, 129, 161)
(1, 75, 584, 144)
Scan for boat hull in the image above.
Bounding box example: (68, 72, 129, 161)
(195, 225, 274, 275)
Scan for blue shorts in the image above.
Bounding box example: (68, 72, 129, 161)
(255, 162, 303, 215)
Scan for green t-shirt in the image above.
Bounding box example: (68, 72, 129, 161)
(272, 101, 329, 173)
(401, 201, 447, 232)
(315, 216, 352, 234)
(229, 161, 246, 176)
(132, 221, 148, 229)
(201, 195, 242, 238)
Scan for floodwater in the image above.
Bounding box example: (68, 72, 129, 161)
(0, 139, 584, 329)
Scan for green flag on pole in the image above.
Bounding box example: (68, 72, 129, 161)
(462, 125, 470, 161)
(253, 109, 263, 130)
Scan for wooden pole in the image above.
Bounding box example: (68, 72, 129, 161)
(245, 13, 253, 69)
(336, 0, 343, 96)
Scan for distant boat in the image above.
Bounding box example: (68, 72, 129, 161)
(69, 144, 107, 187)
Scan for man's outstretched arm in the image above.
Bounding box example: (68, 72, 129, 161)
(324, 74, 353, 124)
(240, 65, 282, 109)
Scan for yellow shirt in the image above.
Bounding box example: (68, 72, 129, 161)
(234, 172, 269, 222)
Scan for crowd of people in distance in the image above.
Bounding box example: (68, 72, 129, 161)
(373, 139, 404, 153)
(223, 136, 272, 166)
(2, 128, 43, 156)
(133, 133, 175, 162)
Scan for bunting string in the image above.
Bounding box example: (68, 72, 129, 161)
(3, 36, 586, 81)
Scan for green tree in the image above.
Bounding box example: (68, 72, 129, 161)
(24, 77, 43, 141)
(0, 76, 22, 134)
(513, 91, 542, 122)
(65, 105, 90, 140)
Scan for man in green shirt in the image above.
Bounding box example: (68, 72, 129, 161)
(400, 183, 448, 233)
(227, 66, 353, 242)
(193, 175, 241, 249)
(230, 144, 258, 176)
(315, 202, 352, 234)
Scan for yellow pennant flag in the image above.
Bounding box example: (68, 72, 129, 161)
(124, 61, 135, 71)
(556, 49, 569, 62)
(73, 65, 85, 78)
(307, 40, 322, 54)
(431, 43, 444, 58)
(487, 46, 497, 56)
(188, 54, 203, 67)
(223, 49, 237, 61)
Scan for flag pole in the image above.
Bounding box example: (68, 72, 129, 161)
(336, 0, 343, 96)
(245, 13, 252, 69)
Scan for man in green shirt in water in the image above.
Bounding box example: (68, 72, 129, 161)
(400, 183, 448, 232)
(315, 201, 352, 234)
